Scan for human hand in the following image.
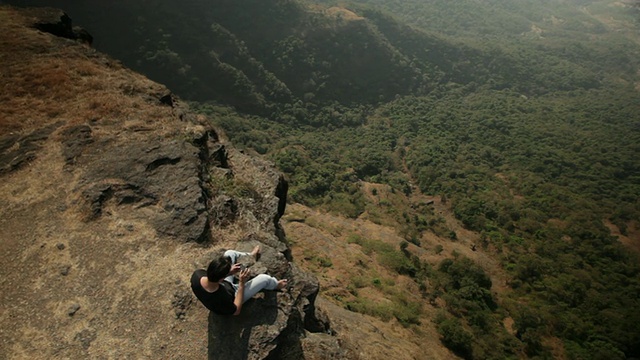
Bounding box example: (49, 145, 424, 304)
(230, 263, 242, 275)
(238, 268, 250, 285)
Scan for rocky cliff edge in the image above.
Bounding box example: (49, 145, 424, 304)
(0, 6, 351, 359)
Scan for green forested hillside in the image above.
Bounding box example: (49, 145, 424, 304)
(14, 0, 622, 108)
(195, 82, 640, 358)
(9, 0, 640, 358)
(193, 2, 640, 358)
(11, 0, 432, 110)
(316, 0, 634, 40)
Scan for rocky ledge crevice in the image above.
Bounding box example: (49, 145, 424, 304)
(199, 144, 343, 359)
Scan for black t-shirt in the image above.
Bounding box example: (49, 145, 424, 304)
(190, 269, 237, 315)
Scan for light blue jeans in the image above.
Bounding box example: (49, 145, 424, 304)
(223, 250, 279, 303)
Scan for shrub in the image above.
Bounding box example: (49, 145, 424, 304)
(317, 256, 333, 268)
(345, 298, 393, 321)
(391, 296, 422, 327)
(437, 317, 474, 359)
(208, 174, 259, 199)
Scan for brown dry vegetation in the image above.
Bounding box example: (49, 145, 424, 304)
(282, 179, 514, 359)
(605, 220, 640, 254)
(284, 203, 452, 359)
(0, 7, 216, 359)
(0, 7, 177, 137)
(324, 7, 365, 21)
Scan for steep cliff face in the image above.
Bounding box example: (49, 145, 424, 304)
(0, 6, 347, 359)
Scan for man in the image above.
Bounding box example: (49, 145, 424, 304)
(191, 246, 288, 315)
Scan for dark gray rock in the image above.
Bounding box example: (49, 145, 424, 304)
(159, 92, 175, 107)
(206, 242, 331, 360)
(72, 25, 93, 44)
(68, 303, 81, 316)
(23, 7, 92, 44)
(209, 144, 229, 168)
(0, 122, 62, 175)
(60, 265, 71, 276)
(60, 125, 93, 165)
(0, 134, 20, 155)
(172, 287, 193, 320)
(76, 136, 210, 242)
(210, 195, 239, 227)
(207, 293, 282, 360)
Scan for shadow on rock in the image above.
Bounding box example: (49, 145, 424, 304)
(207, 291, 280, 360)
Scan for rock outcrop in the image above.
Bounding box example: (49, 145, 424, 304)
(0, 6, 346, 359)
(198, 145, 340, 359)
(22, 6, 93, 43)
(75, 134, 210, 242)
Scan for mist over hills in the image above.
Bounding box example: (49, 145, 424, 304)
(5, 0, 640, 359)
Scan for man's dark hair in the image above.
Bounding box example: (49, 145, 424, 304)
(207, 255, 231, 282)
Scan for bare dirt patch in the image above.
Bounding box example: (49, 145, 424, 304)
(605, 220, 640, 255)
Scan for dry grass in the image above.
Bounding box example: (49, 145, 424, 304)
(283, 202, 454, 358)
(282, 173, 519, 356)
(0, 6, 179, 137)
(605, 219, 640, 254)
(325, 7, 364, 21)
(0, 7, 219, 359)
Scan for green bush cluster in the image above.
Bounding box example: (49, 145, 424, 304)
(429, 257, 522, 358)
(345, 291, 422, 327)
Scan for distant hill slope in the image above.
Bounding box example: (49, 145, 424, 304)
(5, 0, 612, 114)
(5, 0, 425, 110)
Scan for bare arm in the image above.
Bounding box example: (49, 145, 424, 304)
(233, 268, 250, 316)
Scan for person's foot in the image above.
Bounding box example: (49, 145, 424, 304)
(276, 279, 288, 290)
(250, 245, 261, 260)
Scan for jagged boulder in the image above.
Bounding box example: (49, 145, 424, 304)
(198, 144, 341, 359)
(198, 143, 335, 358)
(22, 7, 93, 43)
(206, 252, 327, 360)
